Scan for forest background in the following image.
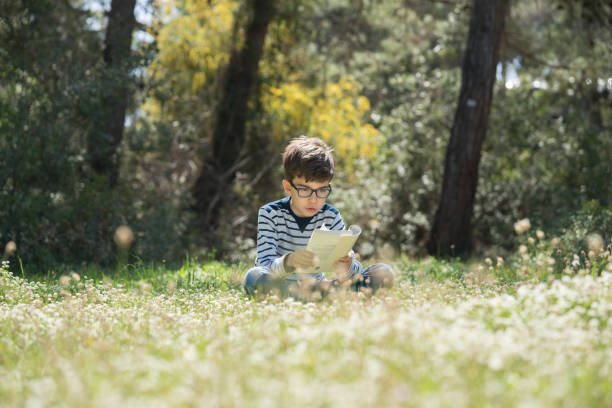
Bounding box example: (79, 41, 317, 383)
(1, 0, 610, 274)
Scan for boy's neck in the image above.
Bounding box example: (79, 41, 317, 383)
(287, 197, 314, 232)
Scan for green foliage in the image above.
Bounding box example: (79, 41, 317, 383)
(0, 0, 94, 268)
(395, 256, 466, 284)
(0, 0, 189, 270)
(331, 0, 611, 258)
(550, 201, 612, 275)
(320, 1, 468, 256)
(473, 0, 611, 249)
(1, 0, 611, 269)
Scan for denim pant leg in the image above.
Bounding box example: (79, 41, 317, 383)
(244, 267, 294, 297)
(352, 263, 394, 292)
(245, 267, 331, 299)
(244, 267, 269, 296)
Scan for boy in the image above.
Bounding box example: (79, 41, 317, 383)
(243, 136, 394, 299)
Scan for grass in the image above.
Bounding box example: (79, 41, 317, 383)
(1, 235, 612, 407)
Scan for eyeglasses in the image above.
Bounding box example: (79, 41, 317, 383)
(289, 180, 332, 198)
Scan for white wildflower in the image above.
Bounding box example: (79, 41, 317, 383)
(59, 275, 70, 287)
(586, 233, 604, 254)
(114, 225, 134, 249)
(514, 218, 531, 235)
(4, 240, 17, 255)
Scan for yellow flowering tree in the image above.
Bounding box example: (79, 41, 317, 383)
(140, 0, 379, 185)
(262, 78, 380, 175)
(142, 0, 238, 124)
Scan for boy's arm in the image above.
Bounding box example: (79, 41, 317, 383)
(256, 208, 291, 276)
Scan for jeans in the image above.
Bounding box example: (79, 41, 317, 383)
(243, 263, 394, 299)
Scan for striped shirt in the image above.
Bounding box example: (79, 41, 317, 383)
(255, 196, 363, 280)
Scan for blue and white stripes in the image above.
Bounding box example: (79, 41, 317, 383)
(255, 196, 362, 280)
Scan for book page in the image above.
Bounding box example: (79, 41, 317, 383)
(298, 225, 361, 275)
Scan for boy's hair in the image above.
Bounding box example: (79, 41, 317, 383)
(283, 136, 335, 182)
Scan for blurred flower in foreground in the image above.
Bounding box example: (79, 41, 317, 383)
(586, 233, 604, 254)
(59, 275, 70, 286)
(4, 241, 17, 255)
(167, 280, 177, 294)
(114, 225, 134, 249)
(514, 219, 531, 235)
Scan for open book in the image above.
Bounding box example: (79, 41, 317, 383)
(297, 225, 361, 275)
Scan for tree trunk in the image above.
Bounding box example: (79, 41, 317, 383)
(426, 0, 510, 257)
(88, 0, 136, 187)
(192, 0, 275, 230)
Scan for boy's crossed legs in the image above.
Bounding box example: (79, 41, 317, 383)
(244, 263, 394, 299)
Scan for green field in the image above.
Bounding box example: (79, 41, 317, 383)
(1, 252, 612, 407)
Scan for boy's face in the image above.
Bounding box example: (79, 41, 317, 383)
(282, 176, 331, 217)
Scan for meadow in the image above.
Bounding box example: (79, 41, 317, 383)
(1, 233, 612, 407)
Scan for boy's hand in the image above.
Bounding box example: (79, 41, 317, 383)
(286, 249, 318, 270)
(333, 252, 354, 281)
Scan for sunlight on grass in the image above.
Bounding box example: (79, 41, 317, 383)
(1, 243, 612, 406)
